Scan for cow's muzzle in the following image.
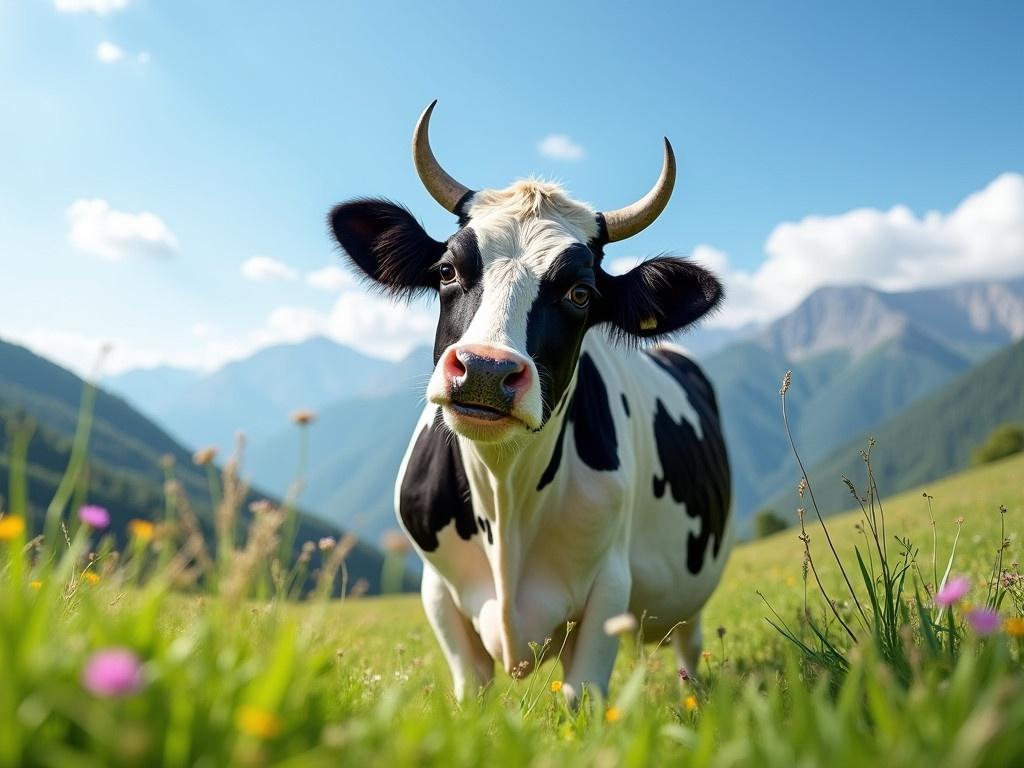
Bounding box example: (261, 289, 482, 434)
(443, 345, 532, 419)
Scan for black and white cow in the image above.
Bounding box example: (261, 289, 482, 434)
(329, 102, 731, 701)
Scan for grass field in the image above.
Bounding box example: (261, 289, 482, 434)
(2, 435, 1024, 766)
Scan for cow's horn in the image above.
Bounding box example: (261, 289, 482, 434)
(601, 138, 676, 242)
(412, 100, 471, 213)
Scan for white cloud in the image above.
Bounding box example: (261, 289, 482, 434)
(306, 264, 355, 292)
(55, 0, 129, 14)
(96, 41, 124, 63)
(538, 134, 585, 161)
(700, 173, 1024, 328)
(67, 199, 177, 260)
(241, 256, 297, 283)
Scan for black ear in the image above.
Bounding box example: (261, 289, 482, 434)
(594, 257, 723, 339)
(329, 199, 446, 296)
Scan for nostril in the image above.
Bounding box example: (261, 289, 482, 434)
(502, 366, 529, 392)
(445, 350, 467, 381)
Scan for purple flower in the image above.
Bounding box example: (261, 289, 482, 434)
(966, 607, 1001, 635)
(935, 576, 970, 607)
(678, 666, 692, 682)
(78, 505, 110, 530)
(82, 649, 144, 697)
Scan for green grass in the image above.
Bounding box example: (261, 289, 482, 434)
(3, 384, 1024, 766)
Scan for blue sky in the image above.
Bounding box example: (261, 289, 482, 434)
(2, 1, 1022, 374)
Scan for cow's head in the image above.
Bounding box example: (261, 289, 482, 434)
(330, 102, 722, 443)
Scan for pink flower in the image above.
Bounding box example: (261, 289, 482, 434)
(82, 649, 144, 697)
(935, 576, 970, 607)
(78, 505, 110, 530)
(966, 607, 1000, 635)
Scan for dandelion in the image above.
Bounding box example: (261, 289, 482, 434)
(192, 446, 218, 466)
(702, 651, 712, 662)
(83, 572, 101, 585)
(550, 680, 563, 693)
(0, 515, 25, 540)
(602, 612, 638, 637)
(78, 505, 110, 530)
(30, 580, 43, 590)
(236, 706, 282, 739)
(128, 519, 155, 541)
(1005, 618, 1024, 637)
(684, 694, 699, 712)
(605, 706, 622, 723)
(291, 409, 317, 426)
(966, 607, 1000, 635)
(935, 576, 970, 607)
(82, 649, 144, 697)
(318, 536, 336, 551)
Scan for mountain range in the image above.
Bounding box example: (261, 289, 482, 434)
(0, 337, 411, 594)
(98, 276, 1024, 542)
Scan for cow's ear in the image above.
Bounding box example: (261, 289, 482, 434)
(594, 257, 723, 339)
(329, 199, 446, 295)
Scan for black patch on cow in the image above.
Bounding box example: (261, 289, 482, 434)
(455, 191, 476, 227)
(526, 244, 598, 425)
(647, 348, 730, 575)
(536, 353, 620, 489)
(620, 393, 630, 417)
(433, 227, 485, 364)
(398, 411, 477, 552)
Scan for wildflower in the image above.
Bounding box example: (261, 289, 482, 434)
(318, 536, 336, 551)
(966, 607, 1000, 635)
(602, 612, 638, 637)
(684, 694, 699, 712)
(78, 505, 110, 530)
(128, 519, 155, 541)
(382, 530, 411, 554)
(1005, 618, 1024, 637)
(30, 580, 43, 590)
(236, 706, 282, 739)
(702, 651, 712, 662)
(82, 649, 144, 697)
(249, 499, 274, 515)
(159, 454, 175, 470)
(192, 446, 218, 466)
(935, 576, 970, 607)
(797, 478, 807, 498)
(291, 409, 317, 426)
(550, 680, 563, 693)
(605, 706, 622, 723)
(716, 626, 726, 640)
(678, 666, 692, 682)
(0, 515, 25, 540)
(779, 370, 792, 396)
(83, 572, 101, 585)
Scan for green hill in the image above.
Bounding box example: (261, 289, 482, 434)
(0, 338, 410, 594)
(762, 338, 1024, 518)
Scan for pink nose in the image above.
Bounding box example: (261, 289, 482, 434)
(441, 344, 532, 408)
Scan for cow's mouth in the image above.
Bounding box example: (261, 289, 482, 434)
(448, 401, 512, 422)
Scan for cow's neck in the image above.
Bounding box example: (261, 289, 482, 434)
(455, 367, 579, 668)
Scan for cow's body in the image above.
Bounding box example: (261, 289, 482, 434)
(397, 332, 731, 696)
(330, 103, 732, 700)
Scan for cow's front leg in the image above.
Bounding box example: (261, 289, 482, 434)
(421, 565, 494, 702)
(562, 559, 631, 703)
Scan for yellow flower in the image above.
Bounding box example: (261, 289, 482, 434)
(605, 706, 621, 723)
(0, 516, 26, 540)
(236, 706, 282, 739)
(684, 694, 699, 712)
(702, 651, 712, 662)
(550, 680, 563, 693)
(1005, 617, 1024, 637)
(30, 580, 43, 590)
(83, 572, 100, 585)
(128, 519, 155, 542)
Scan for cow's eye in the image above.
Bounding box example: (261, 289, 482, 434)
(566, 284, 591, 308)
(438, 263, 457, 284)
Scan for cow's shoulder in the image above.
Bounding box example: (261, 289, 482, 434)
(644, 345, 720, 415)
(398, 408, 478, 552)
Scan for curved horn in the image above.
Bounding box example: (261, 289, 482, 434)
(412, 100, 471, 213)
(601, 138, 676, 242)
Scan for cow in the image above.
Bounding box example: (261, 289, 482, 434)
(329, 102, 732, 702)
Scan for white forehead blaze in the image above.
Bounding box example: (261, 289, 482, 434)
(457, 180, 600, 351)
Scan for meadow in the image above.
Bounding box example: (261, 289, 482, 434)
(2, 382, 1024, 767)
